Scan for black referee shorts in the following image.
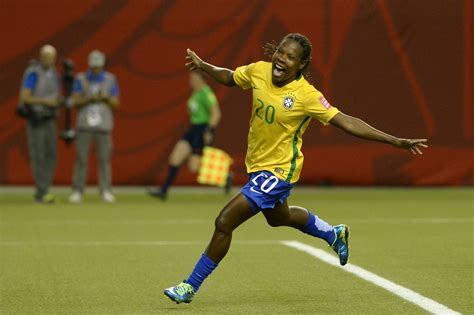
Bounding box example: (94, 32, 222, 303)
(182, 124, 207, 155)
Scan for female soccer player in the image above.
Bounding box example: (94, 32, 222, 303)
(164, 33, 427, 304)
(148, 71, 221, 200)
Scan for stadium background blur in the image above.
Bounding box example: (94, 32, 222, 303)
(0, 0, 472, 187)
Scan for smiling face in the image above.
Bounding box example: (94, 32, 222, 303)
(271, 39, 307, 87)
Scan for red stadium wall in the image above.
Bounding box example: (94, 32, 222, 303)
(0, 0, 472, 186)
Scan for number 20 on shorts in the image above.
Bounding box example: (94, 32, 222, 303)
(252, 173, 279, 193)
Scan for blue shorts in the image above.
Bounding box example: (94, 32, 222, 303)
(240, 170, 295, 213)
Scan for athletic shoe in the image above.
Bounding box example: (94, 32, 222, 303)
(147, 187, 167, 201)
(331, 224, 350, 266)
(37, 193, 56, 204)
(102, 191, 116, 203)
(69, 191, 82, 203)
(164, 281, 195, 304)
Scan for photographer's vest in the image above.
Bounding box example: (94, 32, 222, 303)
(22, 62, 60, 119)
(76, 72, 115, 132)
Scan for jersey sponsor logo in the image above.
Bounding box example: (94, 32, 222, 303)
(319, 96, 332, 109)
(282, 92, 296, 110)
(274, 167, 286, 176)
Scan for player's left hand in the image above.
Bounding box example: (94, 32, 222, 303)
(392, 138, 428, 155)
(185, 49, 204, 71)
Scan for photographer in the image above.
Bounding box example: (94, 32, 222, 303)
(19, 45, 60, 203)
(69, 50, 120, 203)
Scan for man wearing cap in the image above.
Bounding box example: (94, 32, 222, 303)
(69, 50, 120, 203)
(19, 44, 61, 203)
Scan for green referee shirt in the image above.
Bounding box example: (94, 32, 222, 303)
(187, 85, 218, 125)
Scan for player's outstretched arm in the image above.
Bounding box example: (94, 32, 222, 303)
(329, 112, 428, 155)
(185, 49, 236, 87)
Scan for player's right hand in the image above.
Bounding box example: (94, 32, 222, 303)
(186, 49, 203, 71)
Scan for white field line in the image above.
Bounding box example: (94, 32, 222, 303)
(0, 240, 279, 246)
(0, 218, 470, 226)
(0, 219, 210, 226)
(0, 240, 460, 314)
(0, 238, 461, 314)
(281, 240, 460, 315)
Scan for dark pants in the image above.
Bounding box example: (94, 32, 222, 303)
(26, 119, 57, 199)
(72, 130, 112, 193)
(182, 124, 207, 154)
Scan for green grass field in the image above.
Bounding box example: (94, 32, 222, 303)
(0, 187, 472, 314)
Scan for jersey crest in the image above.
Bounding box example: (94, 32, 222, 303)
(282, 93, 296, 110)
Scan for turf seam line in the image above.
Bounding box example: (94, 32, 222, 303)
(0, 240, 281, 246)
(281, 240, 460, 315)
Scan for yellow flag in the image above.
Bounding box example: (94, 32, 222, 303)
(197, 146, 233, 187)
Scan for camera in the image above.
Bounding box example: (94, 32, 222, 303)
(60, 59, 76, 143)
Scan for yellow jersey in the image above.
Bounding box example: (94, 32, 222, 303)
(233, 61, 339, 183)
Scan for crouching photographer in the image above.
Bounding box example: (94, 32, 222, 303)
(18, 45, 61, 203)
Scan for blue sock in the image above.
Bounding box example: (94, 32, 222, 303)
(300, 210, 335, 245)
(186, 253, 218, 292)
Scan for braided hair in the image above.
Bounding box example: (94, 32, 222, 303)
(263, 33, 313, 78)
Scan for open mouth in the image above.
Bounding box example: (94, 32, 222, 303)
(272, 63, 286, 78)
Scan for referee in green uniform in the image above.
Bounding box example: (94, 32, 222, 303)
(148, 72, 221, 200)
